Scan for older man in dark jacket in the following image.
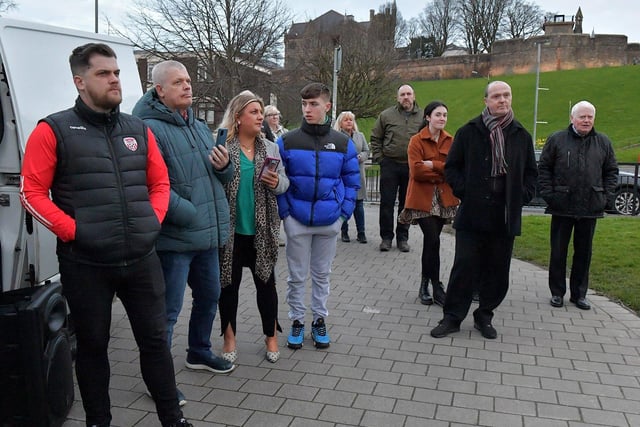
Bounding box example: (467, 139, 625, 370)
(538, 100, 618, 310)
(431, 81, 537, 340)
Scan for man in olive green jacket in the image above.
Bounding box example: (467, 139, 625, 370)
(370, 84, 423, 253)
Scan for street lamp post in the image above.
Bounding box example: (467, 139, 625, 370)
(95, 0, 98, 33)
(532, 40, 550, 145)
(331, 45, 342, 123)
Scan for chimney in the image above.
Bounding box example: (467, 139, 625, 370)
(370, 9, 374, 21)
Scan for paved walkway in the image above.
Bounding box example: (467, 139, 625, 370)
(64, 204, 640, 426)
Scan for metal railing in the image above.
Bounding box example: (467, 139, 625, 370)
(363, 161, 640, 216)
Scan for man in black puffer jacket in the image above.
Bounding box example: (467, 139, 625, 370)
(538, 100, 618, 311)
(20, 43, 191, 427)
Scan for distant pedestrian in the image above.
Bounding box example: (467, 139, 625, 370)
(538, 100, 618, 310)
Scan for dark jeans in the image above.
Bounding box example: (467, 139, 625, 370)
(417, 216, 446, 283)
(219, 234, 281, 337)
(341, 199, 365, 234)
(59, 252, 182, 427)
(378, 158, 410, 242)
(443, 230, 514, 325)
(157, 248, 220, 358)
(548, 215, 597, 300)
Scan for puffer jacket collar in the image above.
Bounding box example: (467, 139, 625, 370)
(132, 88, 192, 127)
(300, 117, 331, 136)
(73, 96, 119, 128)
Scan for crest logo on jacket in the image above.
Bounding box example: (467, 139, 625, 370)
(123, 137, 138, 151)
(323, 142, 336, 150)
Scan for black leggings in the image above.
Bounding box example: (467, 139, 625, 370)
(219, 234, 282, 337)
(417, 216, 446, 284)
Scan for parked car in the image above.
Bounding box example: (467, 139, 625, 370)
(529, 150, 640, 215)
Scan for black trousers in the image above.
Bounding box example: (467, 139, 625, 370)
(378, 158, 410, 241)
(417, 216, 446, 284)
(548, 215, 597, 300)
(443, 230, 514, 325)
(59, 252, 182, 427)
(219, 234, 281, 337)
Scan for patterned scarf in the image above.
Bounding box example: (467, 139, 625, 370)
(219, 136, 280, 287)
(481, 106, 513, 176)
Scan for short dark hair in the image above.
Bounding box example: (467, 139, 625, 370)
(419, 100, 448, 130)
(69, 43, 117, 76)
(300, 82, 330, 100)
(424, 101, 448, 118)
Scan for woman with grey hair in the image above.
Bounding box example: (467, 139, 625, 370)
(264, 105, 287, 139)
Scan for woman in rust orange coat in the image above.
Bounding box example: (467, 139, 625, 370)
(399, 101, 459, 306)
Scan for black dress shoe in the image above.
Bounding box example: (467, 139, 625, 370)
(341, 231, 350, 242)
(550, 295, 564, 307)
(570, 297, 591, 310)
(474, 321, 497, 339)
(356, 232, 367, 243)
(430, 319, 460, 338)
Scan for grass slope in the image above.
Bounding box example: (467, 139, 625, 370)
(358, 66, 640, 162)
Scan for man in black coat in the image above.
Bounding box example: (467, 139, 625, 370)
(538, 100, 618, 310)
(431, 81, 537, 339)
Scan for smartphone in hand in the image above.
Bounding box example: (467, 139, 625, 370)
(259, 157, 280, 180)
(215, 128, 228, 147)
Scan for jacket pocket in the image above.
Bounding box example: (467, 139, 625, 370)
(590, 185, 606, 212)
(548, 185, 570, 211)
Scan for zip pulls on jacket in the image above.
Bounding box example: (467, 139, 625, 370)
(567, 150, 570, 168)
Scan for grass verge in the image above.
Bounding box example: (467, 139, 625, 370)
(513, 215, 640, 314)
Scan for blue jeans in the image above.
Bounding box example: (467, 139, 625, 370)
(341, 199, 365, 234)
(157, 248, 220, 358)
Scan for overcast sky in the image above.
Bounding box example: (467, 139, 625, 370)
(5, 0, 639, 44)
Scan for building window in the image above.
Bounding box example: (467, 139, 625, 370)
(198, 104, 215, 124)
(197, 63, 210, 82)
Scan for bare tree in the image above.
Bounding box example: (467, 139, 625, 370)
(418, 0, 457, 56)
(458, 0, 509, 54)
(284, 16, 398, 120)
(503, 0, 544, 39)
(112, 0, 292, 112)
(0, 0, 17, 15)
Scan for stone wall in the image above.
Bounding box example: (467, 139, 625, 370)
(391, 34, 640, 82)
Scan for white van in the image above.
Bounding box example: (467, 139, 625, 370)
(0, 18, 142, 293)
(0, 18, 143, 426)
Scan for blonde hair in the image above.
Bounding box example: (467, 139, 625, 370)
(333, 111, 359, 133)
(219, 90, 265, 141)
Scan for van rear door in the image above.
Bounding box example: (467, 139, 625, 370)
(0, 18, 143, 292)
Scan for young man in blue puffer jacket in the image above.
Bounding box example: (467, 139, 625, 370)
(277, 82, 360, 349)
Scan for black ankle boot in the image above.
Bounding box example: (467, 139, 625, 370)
(419, 277, 433, 305)
(432, 281, 446, 307)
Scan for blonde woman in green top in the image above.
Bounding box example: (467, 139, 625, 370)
(217, 91, 289, 363)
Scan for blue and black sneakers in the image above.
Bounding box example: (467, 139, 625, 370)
(311, 317, 330, 348)
(287, 320, 304, 349)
